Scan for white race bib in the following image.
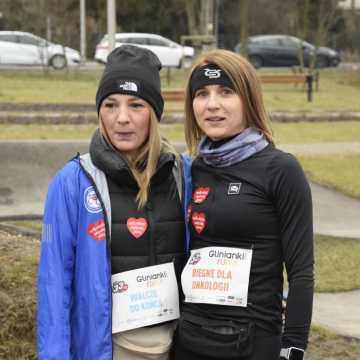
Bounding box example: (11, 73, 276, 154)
(112, 262, 180, 333)
(181, 246, 253, 307)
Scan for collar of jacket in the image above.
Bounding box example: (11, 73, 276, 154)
(89, 129, 176, 187)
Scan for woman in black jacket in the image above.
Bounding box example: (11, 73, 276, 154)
(173, 49, 314, 360)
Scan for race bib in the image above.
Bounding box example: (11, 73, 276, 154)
(181, 246, 253, 307)
(112, 262, 180, 333)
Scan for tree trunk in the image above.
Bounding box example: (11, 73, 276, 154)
(184, 0, 201, 35)
(296, 0, 310, 72)
(239, 0, 249, 57)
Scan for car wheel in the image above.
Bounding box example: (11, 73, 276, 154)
(249, 55, 263, 69)
(330, 58, 340, 67)
(316, 56, 329, 69)
(179, 56, 193, 69)
(50, 55, 67, 70)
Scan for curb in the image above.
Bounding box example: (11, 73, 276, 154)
(1, 110, 360, 125)
(0, 221, 41, 238)
(0, 112, 184, 124)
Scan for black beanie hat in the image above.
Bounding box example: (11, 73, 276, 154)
(96, 45, 164, 120)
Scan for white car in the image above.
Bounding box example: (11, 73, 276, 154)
(0, 31, 80, 69)
(94, 33, 194, 68)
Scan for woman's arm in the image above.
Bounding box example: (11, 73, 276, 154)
(37, 165, 79, 359)
(269, 152, 314, 351)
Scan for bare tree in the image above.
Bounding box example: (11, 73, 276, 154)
(310, 0, 342, 70)
(295, 0, 310, 71)
(184, 0, 206, 35)
(239, 0, 249, 57)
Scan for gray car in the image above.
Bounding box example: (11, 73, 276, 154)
(234, 35, 341, 69)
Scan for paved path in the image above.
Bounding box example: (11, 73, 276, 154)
(310, 182, 360, 238)
(3, 140, 359, 238)
(313, 290, 360, 339)
(278, 142, 360, 238)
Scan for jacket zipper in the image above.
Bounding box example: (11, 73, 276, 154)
(78, 156, 113, 357)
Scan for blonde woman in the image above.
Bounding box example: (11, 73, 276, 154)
(37, 45, 186, 360)
(174, 49, 314, 360)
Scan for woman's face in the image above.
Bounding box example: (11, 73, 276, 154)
(192, 84, 246, 141)
(100, 94, 151, 156)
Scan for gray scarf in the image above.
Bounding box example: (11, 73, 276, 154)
(198, 127, 268, 168)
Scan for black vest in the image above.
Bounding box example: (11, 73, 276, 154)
(89, 129, 185, 278)
(106, 153, 185, 276)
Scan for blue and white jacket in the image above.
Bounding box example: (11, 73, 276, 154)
(37, 153, 192, 359)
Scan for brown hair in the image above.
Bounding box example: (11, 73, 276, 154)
(184, 49, 274, 155)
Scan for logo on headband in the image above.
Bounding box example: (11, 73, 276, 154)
(117, 80, 138, 92)
(204, 68, 221, 79)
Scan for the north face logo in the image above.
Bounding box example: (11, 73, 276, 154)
(204, 68, 221, 79)
(118, 81, 138, 92)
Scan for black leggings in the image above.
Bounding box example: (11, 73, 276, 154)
(171, 329, 281, 360)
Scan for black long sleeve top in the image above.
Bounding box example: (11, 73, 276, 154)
(184, 144, 314, 349)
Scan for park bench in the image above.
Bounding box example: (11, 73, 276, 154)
(163, 72, 318, 104)
(259, 73, 318, 102)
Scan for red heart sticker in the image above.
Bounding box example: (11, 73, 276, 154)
(193, 187, 210, 204)
(127, 217, 148, 239)
(87, 219, 106, 241)
(191, 212, 207, 234)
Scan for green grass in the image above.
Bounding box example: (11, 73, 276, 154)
(0, 69, 100, 104)
(0, 123, 183, 141)
(262, 74, 360, 112)
(0, 231, 38, 359)
(272, 121, 360, 144)
(314, 235, 360, 292)
(298, 154, 360, 199)
(1, 68, 360, 112)
(1, 121, 360, 144)
(0, 123, 97, 140)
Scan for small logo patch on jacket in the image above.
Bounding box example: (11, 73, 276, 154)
(227, 183, 242, 195)
(84, 186, 102, 213)
(87, 219, 106, 241)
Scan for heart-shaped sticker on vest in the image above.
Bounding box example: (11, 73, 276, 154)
(193, 187, 210, 204)
(127, 217, 148, 239)
(87, 219, 106, 241)
(191, 212, 207, 234)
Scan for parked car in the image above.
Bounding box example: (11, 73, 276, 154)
(234, 34, 341, 69)
(0, 31, 80, 69)
(95, 32, 195, 68)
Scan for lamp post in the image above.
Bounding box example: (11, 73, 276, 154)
(80, 0, 86, 63)
(107, 0, 116, 52)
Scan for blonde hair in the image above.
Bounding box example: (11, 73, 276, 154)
(184, 49, 274, 155)
(100, 109, 175, 209)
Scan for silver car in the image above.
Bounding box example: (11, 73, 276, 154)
(0, 31, 80, 69)
(95, 32, 194, 68)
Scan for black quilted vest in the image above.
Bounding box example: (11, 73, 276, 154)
(89, 130, 185, 277)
